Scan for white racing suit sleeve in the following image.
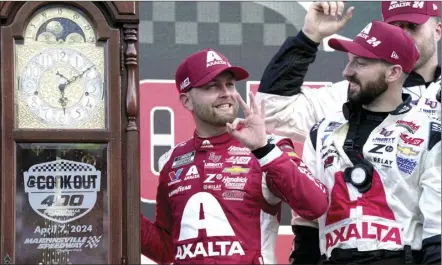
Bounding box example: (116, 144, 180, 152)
(255, 30, 349, 143)
(420, 143, 441, 239)
(420, 124, 441, 264)
(257, 81, 348, 143)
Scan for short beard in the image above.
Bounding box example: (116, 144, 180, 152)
(414, 32, 435, 70)
(193, 102, 238, 127)
(347, 72, 388, 105)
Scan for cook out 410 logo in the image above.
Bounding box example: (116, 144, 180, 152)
(24, 159, 101, 223)
(140, 79, 331, 202)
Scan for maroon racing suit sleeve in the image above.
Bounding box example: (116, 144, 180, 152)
(140, 174, 174, 264)
(252, 137, 328, 220)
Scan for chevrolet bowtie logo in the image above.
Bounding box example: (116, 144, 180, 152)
(398, 146, 418, 156)
(223, 166, 250, 174)
(287, 151, 299, 158)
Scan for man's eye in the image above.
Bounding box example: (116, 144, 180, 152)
(408, 23, 418, 30)
(392, 22, 418, 31)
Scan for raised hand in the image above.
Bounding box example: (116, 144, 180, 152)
(226, 92, 267, 151)
(302, 1, 354, 43)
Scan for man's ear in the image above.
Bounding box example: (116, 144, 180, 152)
(385, 65, 403, 83)
(435, 19, 441, 42)
(179, 92, 193, 111)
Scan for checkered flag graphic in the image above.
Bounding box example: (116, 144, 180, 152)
(140, 1, 302, 46)
(29, 159, 95, 173)
(86, 235, 102, 248)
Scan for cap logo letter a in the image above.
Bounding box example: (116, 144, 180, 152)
(206, 51, 225, 67)
(360, 22, 372, 35)
(356, 22, 372, 38)
(389, 1, 399, 10)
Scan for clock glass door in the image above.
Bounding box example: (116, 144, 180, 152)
(15, 143, 109, 264)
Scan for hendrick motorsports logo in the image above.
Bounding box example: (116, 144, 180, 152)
(24, 159, 101, 223)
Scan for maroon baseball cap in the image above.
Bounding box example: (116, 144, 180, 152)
(382, 1, 441, 24)
(175, 48, 249, 93)
(328, 20, 420, 73)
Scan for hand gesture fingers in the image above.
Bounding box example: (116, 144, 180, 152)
(322, 1, 354, 28)
(226, 118, 244, 134)
(232, 118, 244, 129)
(260, 97, 266, 119)
(317, 2, 330, 15)
(229, 118, 244, 131)
(235, 93, 252, 117)
(312, 1, 353, 18)
(336, 1, 345, 16)
(339, 5, 354, 28)
(313, 2, 338, 16)
(248, 92, 266, 119)
(248, 91, 260, 116)
(227, 93, 267, 150)
(328, 1, 338, 16)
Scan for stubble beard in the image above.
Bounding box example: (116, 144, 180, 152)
(414, 34, 436, 70)
(194, 103, 239, 127)
(348, 73, 389, 105)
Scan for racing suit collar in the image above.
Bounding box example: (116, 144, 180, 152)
(193, 131, 234, 151)
(343, 94, 413, 120)
(404, 65, 441, 87)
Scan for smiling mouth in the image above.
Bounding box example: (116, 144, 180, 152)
(215, 103, 232, 109)
(348, 81, 360, 89)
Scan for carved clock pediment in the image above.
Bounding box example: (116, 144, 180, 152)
(1, 2, 138, 26)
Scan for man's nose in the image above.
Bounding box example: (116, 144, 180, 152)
(403, 28, 414, 36)
(219, 84, 233, 96)
(394, 23, 412, 35)
(342, 63, 354, 79)
(396, 24, 406, 30)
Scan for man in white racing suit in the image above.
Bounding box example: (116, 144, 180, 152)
(285, 18, 441, 264)
(256, 1, 441, 145)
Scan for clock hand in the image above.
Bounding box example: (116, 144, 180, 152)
(57, 66, 94, 113)
(56, 71, 69, 81)
(65, 65, 94, 86)
(58, 84, 68, 114)
(58, 95, 67, 114)
(79, 65, 94, 78)
(65, 76, 76, 86)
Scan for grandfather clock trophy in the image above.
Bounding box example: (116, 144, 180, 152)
(0, 2, 140, 264)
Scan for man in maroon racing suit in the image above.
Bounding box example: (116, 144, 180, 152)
(140, 48, 329, 264)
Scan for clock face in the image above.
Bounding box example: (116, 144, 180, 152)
(19, 48, 104, 127)
(15, 5, 106, 129)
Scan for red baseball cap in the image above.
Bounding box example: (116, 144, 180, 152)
(328, 20, 420, 73)
(175, 48, 249, 93)
(382, 1, 441, 24)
